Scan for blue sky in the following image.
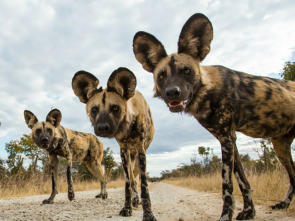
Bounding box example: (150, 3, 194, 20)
(1, 0, 295, 177)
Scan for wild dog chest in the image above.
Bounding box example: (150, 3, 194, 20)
(191, 94, 236, 136)
(48, 137, 70, 158)
(117, 118, 146, 148)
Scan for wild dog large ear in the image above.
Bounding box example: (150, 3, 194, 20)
(72, 71, 100, 103)
(133, 31, 167, 73)
(107, 67, 137, 100)
(178, 13, 213, 61)
(46, 109, 62, 127)
(24, 110, 38, 129)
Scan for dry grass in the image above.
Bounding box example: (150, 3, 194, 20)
(164, 168, 295, 214)
(0, 174, 124, 199)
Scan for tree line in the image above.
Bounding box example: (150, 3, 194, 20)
(158, 139, 282, 180)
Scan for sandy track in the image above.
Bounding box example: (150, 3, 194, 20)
(1, 182, 295, 221)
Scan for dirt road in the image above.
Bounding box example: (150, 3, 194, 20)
(1, 182, 294, 221)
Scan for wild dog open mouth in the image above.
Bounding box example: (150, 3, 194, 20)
(168, 100, 188, 108)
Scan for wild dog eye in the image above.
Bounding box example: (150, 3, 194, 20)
(36, 129, 42, 135)
(47, 128, 52, 135)
(183, 67, 191, 74)
(158, 71, 166, 80)
(91, 106, 99, 116)
(111, 105, 120, 112)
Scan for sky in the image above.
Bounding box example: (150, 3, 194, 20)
(1, 0, 295, 177)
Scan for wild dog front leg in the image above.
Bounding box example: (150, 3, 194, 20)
(131, 169, 140, 207)
(64, 143, 75, 201)
(130, 153, 140, 207)
(43, 154, 59, 204)
(119, 148, 132, 217)
(139, 151, 157, 221)
(218, 136, 235, 221)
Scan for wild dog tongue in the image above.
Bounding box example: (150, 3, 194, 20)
(168, 101, 184, 107)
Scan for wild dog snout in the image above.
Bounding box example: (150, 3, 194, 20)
(41, 137, 49, 144)
(165, 86, 181, 99)
(97, 123, 111, 134)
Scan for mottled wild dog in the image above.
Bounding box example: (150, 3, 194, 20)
(72, 67, 156, 221)
(133, 13, 295, 221)
(24, 109, 107, 204)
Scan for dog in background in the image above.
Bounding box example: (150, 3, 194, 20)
(24, 109, 107, 204)
(133, 13, 295, 221)
(72, 67, 156, 221)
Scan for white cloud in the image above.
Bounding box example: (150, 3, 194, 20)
(1, 0, 295, 177)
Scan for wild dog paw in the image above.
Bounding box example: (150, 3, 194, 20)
(42, 199, 53, 204)
(119, 206, 132, 217)
(132, 195, 141, 207)
(218, 214, 232, 221)
(101, 193, 108, 199)
(236, 209, 255, 220)
(218, 218, 230, 221)
(102, 193, 108, 199)
(143, 212, 157, 221)
(271, 201, 289, 210)
(95, 193, 102, 198)
(95, 193, 108, 199)
(68, 191, 75, 201)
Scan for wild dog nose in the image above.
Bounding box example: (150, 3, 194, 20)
(97, 123, 110, 134)
(41, 137, 49, 143)
(166, 86, 181, 99)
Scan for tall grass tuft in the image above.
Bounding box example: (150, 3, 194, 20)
(164, 167, 295, 214)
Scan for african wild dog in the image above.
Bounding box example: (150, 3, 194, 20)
(133, 13, 295, 221)
(72, 67, 156, 221)
(24, 109, 107, 204)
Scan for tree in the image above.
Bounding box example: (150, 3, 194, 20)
(280, 61, 295, 81)
(190, 151, 202, 176)
(0, 158, 7, 179)
(198, 146, 213, 173)
(111, 163, 124, 180)
(160, 170, 171, 179)
(254, 139, 279, 172)
(19, 134, 47, 173)
(5, 134, 47, 175)
(77, 161, 94, 180)
(208, 155, 222, 173)
(102, 147, 117, 178)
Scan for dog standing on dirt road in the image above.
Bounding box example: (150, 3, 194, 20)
(72, 67, 156, 221)
(133, 13, 295, 221)
(24, 109, 107, 204)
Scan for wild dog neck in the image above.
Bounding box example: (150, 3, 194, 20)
(47, 126, 67, 153)
(115, 99, 138, 141)
(116, 116, 138, 142)
(184, 65, 219, 115)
